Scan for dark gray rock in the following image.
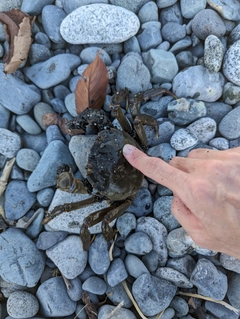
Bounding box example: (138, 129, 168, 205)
(219, 105, 240, 139)
(205, 300, 239, 319)
(80, 47, 111, 65)
(29, 43, 52, 65)
(0, 128, 21, 157)
(154, 267, 193, 288)
(167, 255, 196, 278)
(137, 24, 162, 51)
(162, 22, 186, 43)
(88, 234, 110, 275)
(125, 254, 149, 278)
(116, 213, 136, 238)
(67, 277, 83, 302)
(125, 188, 153, 217)
(106, 258, 128, 287)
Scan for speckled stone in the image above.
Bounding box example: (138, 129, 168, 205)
(170, 128, 198, 150)
(223, 40, 240, 86)
(204, 35, 225, 72)
(60, 4, 140, 44)
(207, 0, 240, 21)
(0, 128, 21, 158)
(187, 117, 217, 143)
(180, 0, 207, 19)
(98, 305, 137, 319)
(7, 291, 39, 319)
(154, 266, 193, 288)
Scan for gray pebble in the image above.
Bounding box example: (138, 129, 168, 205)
(16, 114, 41, 135)
(153, 196, 180, 231)
(205, 101, 232, 125)
(187, 117, 217, 143)
(162, 22, 186, 43)
(205, 300, 239, 319)
(219, 253, 240, 274)
(170, 128, 198, 150)
(46, 235, 88, 279)
(207, 0, 240, 21)
(42, 5, 66, 44)
(67, 277, 83, 302)
(106, 258, 128, 287)
(80, 47, 111, 65)
(0, 104, 10, 129)
(142, 250, 159, 272)
(33, 102, 56, 131)
(125, 254, 149, 278)
(191, 9, 226, 40)
(170, 296, 189, 317)
(21, 0, 55, 15)
(0, 64, 40, 115)
(160, 3, 182, 25)
(154, 266, 193, 288)
(180, 0, 206, 19)
(190, 258, 228, 300)
(176, 50, 194, 69)
(219, 104, 240, 139)
(27, 140, 76, 192)
(0, 128, 21, 157)
(144, 49, 178, 84)
(172, 65, 224, 102)
(7, 291, 39, 319)
(138, 1, 158, 23)
(0, 228, 44, 287)
(51, 97, 67, 113)
(204, 35, 225, 72)
(223, 82, 240, 105)
(227, 272, 240, 309)
(145, 119, 175, 147)
(209, 137, 229, 150)
(141, 95, 174, 119)
(22, 132, 47, 154)
(136, 216, 168, 266)
(148, 143, 176, 163)
(82, 276, 106, 295)
(0, 0, 22, 11)
(16, 148, 40, 172)
(108, 0, 150, 13)
(36, 230, 68, 250)
(5, 180, 37, 220)
(60, 4, 140, 44)
(167, 255, 196, 278)
(88, 234, 110, 275)
(116, 54, 150, 94)
(132, 273, 177, 316)
(98, 305, 137, 319)
(137, 24, 162, 51)
(36, 276, 76, 317)
(37, 188, 54, 207)
(106, 282, 133, 308)
(157, 0, 178, 9)
(29, 43, 52, 65)
(124, 36, 141, 54)
(124, 231, 153, 255)
(35, 31, 51, 49)
(125, 188, 152, 217)
(26, 54, 80, 89)
(46, 125, 66, 144)
(116, 213, 136, 238)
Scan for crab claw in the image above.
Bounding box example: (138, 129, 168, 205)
(102, 220, 116, 242)
(80, 223, 91, 251)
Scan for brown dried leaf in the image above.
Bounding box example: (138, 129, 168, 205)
(0, 9, 35, 74)
(42, 113, 69, 136)
(75, 53, 108, 114)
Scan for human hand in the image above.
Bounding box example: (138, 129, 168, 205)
(123, 144, 240, 259)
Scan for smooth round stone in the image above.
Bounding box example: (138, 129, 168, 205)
(106, 258, 128, 287)
(80, 47, 111, 65)
(207, 0, 240, 21)
(191, 9, 226, 40)
(116, 54, 151, 94)
(153, 196, 180, 231)
(21, 0, 55, 15)
(36, 230, 68, 250)
(180, 0, 206, 19)
(7, 291, 39, 319)
(223, 82, 240, 105)
(176, 50, 194, 69)
(67, 277, 83, 302)
(170, 296, 189, 317)
(167, 255, 196, 278)
(82, 276, 106, 295)
(109, 0, 149, 13)
(42, 5, 66, 44)
(209, 137, 229, 150)
(0, 228, 44, 287)
(0, 104, 10, 129)
(16, 114, 41, 135)
(125, 188, 152, 217)
(5, 180, 37, 220)
(0, 128, 21, 157)
(160, 3, 182, 25)
(16, 148, 40, 172)
(138, 1, 158, 23)
(65, 93, 77, 117)
(124, 231, 153, 255)
(0, 64, 40, 115)
(172, 65, 224, 102)
(98, 305, 137, 319)
(132, 273, 177, 316)
(170, 128, 198, 150)
(137, 24, 162, 51)
(26, 54, 81, 89)
(219, 253, 240, 274)
(144, 49, 178, 84)
(136, 217, 168, 266)
(50, 97, 67, 113)
(36, 276, 76, 317)
(116, 213, 136, 238)
(204, 35, 224, 72)
(168, 98, 206, 125)
(124, 36, 141, 54)
(46, 235, 87, 279)
(154, 267, 193, 288)
(37, 188, 55, 207)
(223, 40, 240, 86)
(60, 4, 140, 44)
(157, 0, 178, 8)
(187, 117, 217, 143)
(35, 31, 51, 49)
(190, 258, 228, 300)
(106, 282, 132, 308)
(141, 95, 174, 119)
(125, 254, 149, 278)
(33, 102, 56, 131)
(205, 300, 239, 319)
(22, 132, 47, 154)
(227, 272, 240, 309)
(29, 43, 52, 65)
(205, 101, 232, 125)
(46, 125, 66, 144)
(162, 22, 186, 43)
(88, 234, 110, 275)
(27, 140, 76, 192)
(142, 250, 159, 272)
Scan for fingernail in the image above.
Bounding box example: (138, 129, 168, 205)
(123, 144, 134, 155)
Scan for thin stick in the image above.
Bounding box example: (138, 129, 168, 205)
(105, 301, 124, 319)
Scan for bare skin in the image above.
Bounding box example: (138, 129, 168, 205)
(123, 144, 240, 259)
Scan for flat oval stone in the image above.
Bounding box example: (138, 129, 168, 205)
(223, 40, 240, 86)
(7, 291, 39, 319)
(60, 4, 140, 44)
(0, 128, 21, 157)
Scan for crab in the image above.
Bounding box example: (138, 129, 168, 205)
(43, 87, 176, 250)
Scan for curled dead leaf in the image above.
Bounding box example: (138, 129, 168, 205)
(75, 53, 108, 114)
(0, 9, 35, 74)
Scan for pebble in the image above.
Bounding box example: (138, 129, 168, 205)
(16, 148, 40, 172)
(125, 187, 152, 217)
(0, 228, 44, 287)
(172, 65, 224, 102)
(223, 40, 240, 86)
(124, 36, 141, 54)
(132, 273, 177, 316)
(27, 140, 76, 192)
(219, 253, 240, 274)
(207, 0, 240, 21)
(124, 231, 153, 255)
(167, 255, 196, 278)
(5, 180, 37, 220)
(33, 102, 56, 131)
(162, 22, 186, 43)
(153, 196, 180, 231)
(7, 291, 39, 319)
(26, 54, 81, 89)
(22, 132, 48, 154)
(42, 5, 66, 44)
(227, 272, 240, 309)
(106, 282, 133, 308)
(35, 31, 51, 49)
(88, 234, 110, 275)
(223, 82, 240, 105)
(98, 305, 137, 319)
(146, 119, 176, 147)
(204, 35, 225, 72)
(157, 0, 178, 9)
(154, 266, 193, 288)
(142, 250, 159, 272)
(170, 296, 189, 317)
(180, 0, 206, 19)
(137, 23, 162, 51)
(170, 128, 198, 150)
(29, 43, 52, 65)
(0, 104, 10, 129)
(106, 258, 128, 287)
(109, 0, 149, 13)
(36, 230, 68, 250)
(80, 47, 111, 65)
(116, 213, 136, 238)
(60, 4, 140, 44)
(82, 276, 106, 295)
(205, 300, 239, 319)
(16, 114, 42, 135)
(21, 0, 55, 15)
(148, 142, 176, 162)
(0, 128, 21, 157)
(190, 258, 228, 300)
(46, 235, 88, 279)
(138, 1, 158, 23)
(209, 137, 229, 150)
(187, 117, 217, 143)
(36, 276, 76, 317)
(141, 95, 174, 119)
(125, 254, 149, 278)
(67, 277, 83, 302)
(143, 49, 178, 84)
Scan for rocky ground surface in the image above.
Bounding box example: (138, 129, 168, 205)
(1, 0, 240, 318)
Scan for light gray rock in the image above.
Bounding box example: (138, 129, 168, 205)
(170, 128, 198, 150)
(98, 305, 137, 319)
(207, 0, 240, 21)
(154, 267, 193, 288)
(21, 0, 55, 15)
(60, 4, 140, 44)
(0, 128, 21, 158)
(109, 0, 149, 13)
(180, 0, 207, 19)
(204, 35, 225, 72)
(7, 291, 39, 319)
(187, 117, 217, 143)
(223, 40, 240, 86)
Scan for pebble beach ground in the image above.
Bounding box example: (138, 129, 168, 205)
(1, 0, 240, 318)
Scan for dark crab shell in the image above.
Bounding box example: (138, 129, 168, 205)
(86, 128, 144, 201)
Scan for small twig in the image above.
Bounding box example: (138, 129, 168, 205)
(109, 233, 118, 261)
(60, 272, 72, 289)
(15, 208, 42, 229)
(0, 157, 15, 196)
(105, 301, 124, 319)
